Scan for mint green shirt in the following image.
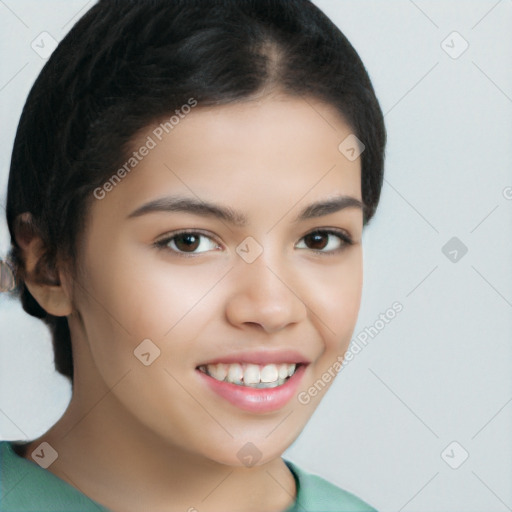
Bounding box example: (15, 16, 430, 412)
(0, 441, 376, 511)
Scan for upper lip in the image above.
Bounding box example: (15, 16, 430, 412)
(196, 349, 311, 367)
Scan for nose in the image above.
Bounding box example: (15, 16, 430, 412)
(224, 250, 307, 334)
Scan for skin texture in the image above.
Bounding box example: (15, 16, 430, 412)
(16, 93, 364, 512)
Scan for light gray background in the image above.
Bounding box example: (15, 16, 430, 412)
(1, 1, 511, 511)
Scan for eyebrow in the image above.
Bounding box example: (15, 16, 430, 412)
(126, 194, 364, 226)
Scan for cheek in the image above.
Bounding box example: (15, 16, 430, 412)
(78, 244, 227, 363)
(308, 249, 363, 352)
(124, 258, 230, 344)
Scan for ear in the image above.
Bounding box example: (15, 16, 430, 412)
(14, 213, 73, 317)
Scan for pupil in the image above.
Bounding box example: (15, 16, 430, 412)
(176, 234, 199, 252)
(306, 233, 327, 250)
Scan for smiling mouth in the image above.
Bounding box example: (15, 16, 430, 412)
(196, 362, 302, 389)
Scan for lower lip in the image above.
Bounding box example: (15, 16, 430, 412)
(196, 364, 307, 413)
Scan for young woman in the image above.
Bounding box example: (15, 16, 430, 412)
(0, 0, 386, 510)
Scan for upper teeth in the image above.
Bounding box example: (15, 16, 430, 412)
(199, 363, 297, 388)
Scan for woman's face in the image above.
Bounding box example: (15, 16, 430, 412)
(70, 94, 364, 466)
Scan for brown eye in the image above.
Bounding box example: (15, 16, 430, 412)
(304, 232, 329, 250)
(174, 233, 200, 252)
(155, 231, 220, 255)
(296, 229, 352, 254)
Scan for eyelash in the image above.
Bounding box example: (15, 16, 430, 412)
(153, 228, 354, 258)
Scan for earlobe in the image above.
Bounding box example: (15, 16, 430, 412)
(24, 275, 74, 317)
(14, 215, 73, 317)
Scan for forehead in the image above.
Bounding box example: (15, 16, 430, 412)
(91, 95, 362, 224)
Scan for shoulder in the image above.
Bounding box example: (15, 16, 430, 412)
(0, 440, 110, 511)
(283, 458, 377, 512)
